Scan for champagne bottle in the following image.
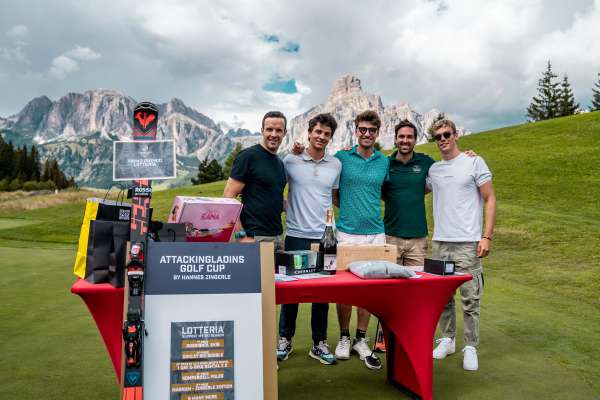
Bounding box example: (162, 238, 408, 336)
(319, 208, 337, 274)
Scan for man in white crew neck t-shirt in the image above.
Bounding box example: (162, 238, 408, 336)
(427, 119, 496, 372)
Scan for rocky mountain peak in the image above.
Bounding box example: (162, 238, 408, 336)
(84, 88, 127, 98)
(328, 75, 363, 100)
(165, 97, 188, 114)
(280, 75, 468, 154)
(10, 95, 53, 131)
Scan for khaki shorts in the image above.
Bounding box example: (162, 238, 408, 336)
(385, 235, 427, 268)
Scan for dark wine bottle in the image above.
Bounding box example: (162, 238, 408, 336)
(319, 208, 337, 274)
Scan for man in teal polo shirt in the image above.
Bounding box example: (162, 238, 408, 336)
(383, 120, 435, 267)
(333, 110, 389, 370)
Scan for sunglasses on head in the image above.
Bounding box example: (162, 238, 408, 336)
(357, 126, 378, 135)
(434, 131, 454, 141)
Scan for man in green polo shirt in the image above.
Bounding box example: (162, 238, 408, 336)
(374, 120, 476, 353)
(383, 120, 435, 267)
(333, 110, 389, 370)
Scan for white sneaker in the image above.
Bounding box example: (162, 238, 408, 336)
(335, 336, 351, 360)
(462, 346, 478, 371)
(433, 337, 455, 359)
(351, 337, 372, 360)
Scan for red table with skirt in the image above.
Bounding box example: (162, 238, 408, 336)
(72, 271, 470, 400)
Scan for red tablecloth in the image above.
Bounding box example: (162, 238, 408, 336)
(72, 271, 470, 400)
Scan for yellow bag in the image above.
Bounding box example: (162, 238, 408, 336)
(73, 200, 100, 278)
(72, 197, 131, 280)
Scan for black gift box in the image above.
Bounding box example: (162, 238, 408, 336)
(424, 258, 455, 275)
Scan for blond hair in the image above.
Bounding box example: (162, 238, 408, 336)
(431, 119, 457, 134)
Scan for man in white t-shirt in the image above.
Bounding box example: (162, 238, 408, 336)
(427, 119, 496, 371)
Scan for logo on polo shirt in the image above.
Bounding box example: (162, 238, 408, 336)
(412, 165, 422, 173)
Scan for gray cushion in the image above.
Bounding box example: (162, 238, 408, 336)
(348, 260, 416, 279)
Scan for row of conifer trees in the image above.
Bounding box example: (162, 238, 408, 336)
(0, 135, 76, 191)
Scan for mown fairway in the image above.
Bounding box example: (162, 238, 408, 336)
(1, 112, 599, 399)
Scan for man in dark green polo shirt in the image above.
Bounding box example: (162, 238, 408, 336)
(383, 120, 435, 267)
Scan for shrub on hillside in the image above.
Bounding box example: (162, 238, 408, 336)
(8, 178, 23, 191)
(0, 178, 8, 191)
(39, 180, 56, 191)
(23, 181, 40, 191)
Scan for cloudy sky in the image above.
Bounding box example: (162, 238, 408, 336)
(1, 0, 599, 132)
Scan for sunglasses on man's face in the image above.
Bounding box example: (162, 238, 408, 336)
(434, 131, 454, 141)
(357, 126, 378, 135)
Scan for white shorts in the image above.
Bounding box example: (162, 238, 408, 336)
(337, 231, 386, 245)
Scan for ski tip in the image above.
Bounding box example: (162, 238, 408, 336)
(122, 386, 143, 400)
(134, 101, 158, 112)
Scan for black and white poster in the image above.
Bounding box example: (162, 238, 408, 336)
(113, 140, 176, 181)
(171, 321, 235, 400)
(143, 242, 264, 400)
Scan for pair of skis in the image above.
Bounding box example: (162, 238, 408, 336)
(121, 102, 158, 400)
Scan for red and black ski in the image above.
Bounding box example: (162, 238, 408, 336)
(121, 102, 158, 400)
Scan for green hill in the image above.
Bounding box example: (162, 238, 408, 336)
(0, 112, 599, 399)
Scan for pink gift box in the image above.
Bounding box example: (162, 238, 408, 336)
(167, 196, 242, 242)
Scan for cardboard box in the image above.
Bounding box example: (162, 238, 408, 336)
(167, 196, 242, 242)
(311, 243, 397, 270)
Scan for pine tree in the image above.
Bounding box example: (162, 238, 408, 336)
(192, 157, 224, 184)
(527, 61, 560, 121)
(591, 73, 600, 111)
(0, 136, 14, 180)
(557, 75, 579, 116)
(42, 159, 70, 189)
(41, 159, 51, 182)
(205, 160, 225, 183)
(27, 145, 42, 181)
(14, 145, 29, 181)
(191, 157, 210, 185)
(223, 143, 243, 178)
(37, 158, 75, 191)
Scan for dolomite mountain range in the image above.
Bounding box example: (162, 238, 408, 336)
(0, 75, 468, 187)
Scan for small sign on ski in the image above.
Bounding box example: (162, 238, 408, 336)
(113, 140, 176, 181)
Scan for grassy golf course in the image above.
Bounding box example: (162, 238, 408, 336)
(1, 112, 599, 399)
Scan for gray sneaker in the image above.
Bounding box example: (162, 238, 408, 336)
(276, 337, 293, 361)
(309, 341, 337, 365)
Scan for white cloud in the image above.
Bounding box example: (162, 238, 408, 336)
(295, 80, 312, 95)
(6, 25, 28, 38)
(65, 45, 101, 61)
(1, 24, 29, 63)
(48, 45, 102, 79)
(0, 46, 27, 62)
(50, 55, 80, 79)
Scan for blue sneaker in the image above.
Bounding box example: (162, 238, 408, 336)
(276, 338, 293, 361)
(309, 341, 337, 365)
